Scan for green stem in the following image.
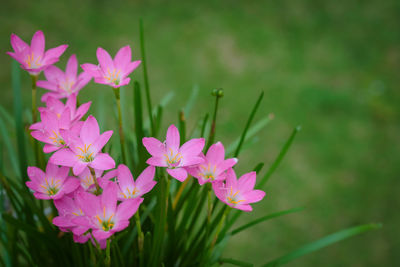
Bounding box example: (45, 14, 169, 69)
(89, 167, 101, 195)
(113, 87, 127, 163)
(31, 75, 40, 166)
(135, 211, 144, 267)
(105, 239, 111, 267)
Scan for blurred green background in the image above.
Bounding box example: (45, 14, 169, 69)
(1, 0, 399, 266)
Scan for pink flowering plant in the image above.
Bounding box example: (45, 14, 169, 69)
(0, 23, 380, 267)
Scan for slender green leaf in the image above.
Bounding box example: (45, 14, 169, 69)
(139, 18, 155, 135)
(0, 115, 20, 177)
(12, 61, 27, 181)
(257, 126, 301, 188)
(234, 92, 264, 157)
(134, 81, 146, 173)
(227, 114, 272, 155)
(262, 223, 382, 267)
(231, 207, 303, 236)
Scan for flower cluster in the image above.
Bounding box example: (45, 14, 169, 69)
(8, 30, 266, 249)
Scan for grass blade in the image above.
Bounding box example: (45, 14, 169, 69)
(231, 207, 303, 236)
(262, 223, 382, 267)
(234, 92, 264, 157)
(133, 81, 146, 173)
(257, 125, 301, 188)
(11, 61, 27, 181)
(139, 18, 155, 135)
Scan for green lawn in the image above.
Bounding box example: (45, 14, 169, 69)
(1, 0, 399, 265)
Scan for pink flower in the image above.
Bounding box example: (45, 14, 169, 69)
(142, 124, 205, 182)
(49, 115, 115, 175)
(6, 30, 68, 75)
(73, 182, 143, 240)
(53, 194, 89, 234)
(81, 46, 141, 88)
(212, 168, 266, 212)
(30, 108, 82, 153)
(30, 94, 91, 132)
(77, 167, 104, 192)
(26, 163, 79, 200)
(111, 164, 156, 200)
(187, 142, 238, 185)
(37, 54, 91, 101)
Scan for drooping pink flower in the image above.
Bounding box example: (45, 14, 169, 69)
(49, 115, 115, 175)
(109, 164, 156, 200)
(30, 94, 91, 132)
(73, 182, 143, 241)
(37, 54, 91, 101)
(30, 108, 82, 153)
(26, 163, 79, 200)
(81, 46, 141, 88)
(187, 142, 238, 185)
(142, 124, 205, 182)
(212, 168, 265, 212)
(6, 30, 68, 75)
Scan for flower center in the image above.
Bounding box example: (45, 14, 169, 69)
(25, 52, 42, 69)
(120, 187, 139, 199)
(96, 207, 115, 232)
(60, 79, 75, 94)
(76, 144, 94, 162)
(40, 177, 61, 196)
(199, 163, 217, 181)
(226, 187, 245, 205)
(49, 130, 65, 146)
(81, 174, 95, 189)
(164, 148, 182, 168)
(104, 68, 121, 85)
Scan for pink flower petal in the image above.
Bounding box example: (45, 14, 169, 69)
(116, 164, 134, 192)
(142, 137, 165, 157)
(44, 44, 68, 62)
(66, 54, 78, 79)
(80, 115, 100, 144)
(101, 181, 118, 213)
(92, 130, 113, 154)
(96, 47, 114, 70)
(81, 63, 101, 78)
(146, 156, 168, 167)
(37, 80, 57, 91)
(62, 178, 80, 194)
(124, 60, 141, 76)
(206, 142, 225, 164)
(93, 229, 113, 241)
(90, 153, 115, 170)
(73, 161, 88, 176)
(166, 124, 180, 152)
(167, 168, 188, 182)
(30, 30, 45, 57)
(237, 172, 256, 192)
(243, 190, 266, 204)
(114, 45, 131, 69)
(49, 149, 77, 167)
(135, 166, 156, 194)
(179, 138, 205, 158)
(10, 33, 29, 53)
(116, 198, 143, 221)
